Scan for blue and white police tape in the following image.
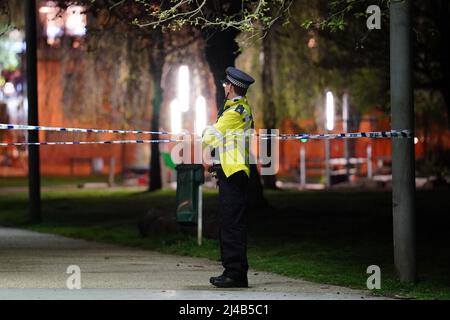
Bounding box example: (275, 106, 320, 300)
(272, 129, 413, 140)
(0, 131, 413, 147)
(0, 123, 172, 135)
(0, 139, 178, 147)
(0, 123, 413, 140)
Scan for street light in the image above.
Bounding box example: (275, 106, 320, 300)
(342, 93, 350, 180)
(195, 96, 207, 135)
(325, 91, 334, 188)
(326, 91, 334, 131)
(38, 2, 87, 46)
(65, 6, 87, 37)
(170, 99, 182, 134)
(177, 65, 190, 112)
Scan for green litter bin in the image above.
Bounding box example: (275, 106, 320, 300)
(175, 164, 205, 225)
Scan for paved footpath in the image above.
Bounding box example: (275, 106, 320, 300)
(0, 227, 388, 300)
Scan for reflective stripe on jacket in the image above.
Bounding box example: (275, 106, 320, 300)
(202, 96, 253, 178)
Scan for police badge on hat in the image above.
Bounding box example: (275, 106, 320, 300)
(224, 67, 255, 89)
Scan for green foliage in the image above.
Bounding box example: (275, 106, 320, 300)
(0, 0, 24, 33)
(301, 0, 450, 128)
(128, 0, 294, 34)
(238, 0, 391, 128)
(0, 35, 20, 72)
(302, 0, 389, 32)
(0, 1, 25, 74)
(345, 68, 389, 114)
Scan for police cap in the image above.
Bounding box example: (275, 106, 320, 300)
(224, 67, 255, 89)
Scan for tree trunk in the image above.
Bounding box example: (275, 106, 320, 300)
(261, 28, 278, 189)
(203, 28, 240, 111)
(148, 33, 164, 191)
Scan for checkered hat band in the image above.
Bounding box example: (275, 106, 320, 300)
(226, 75, 248, 88)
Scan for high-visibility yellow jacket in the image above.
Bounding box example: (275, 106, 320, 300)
(202, 96, 254, 178)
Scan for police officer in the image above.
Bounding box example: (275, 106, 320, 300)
(202, 67, 255, 288)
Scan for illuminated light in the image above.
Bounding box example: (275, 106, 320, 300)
(326, 91, 334, 131)
(3, 82, 15, 96)
(308, 37, 317, 48)
(301, 139, 308, 143)
(39, 3, 64, 44)
(6, 30, 26, 53)
(72, 39, 81, 49)
(39, 1, 57, 14)
(414, 137, 419, 145)
(39, 6, 53, 14)
(65, 5, 87, 37)
(170, 99, 182, 134)
(46, 21, 63, 41)
(195, 96, 207, 135)
(177, 65, 190, 112)
(39, 3, 86, 45)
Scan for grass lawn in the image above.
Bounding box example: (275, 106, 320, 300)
(0, 186, 449, 299)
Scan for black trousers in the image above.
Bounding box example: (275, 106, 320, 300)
(216, 168, 249, 281)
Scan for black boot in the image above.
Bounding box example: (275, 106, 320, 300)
(209, 275, 248, 288)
